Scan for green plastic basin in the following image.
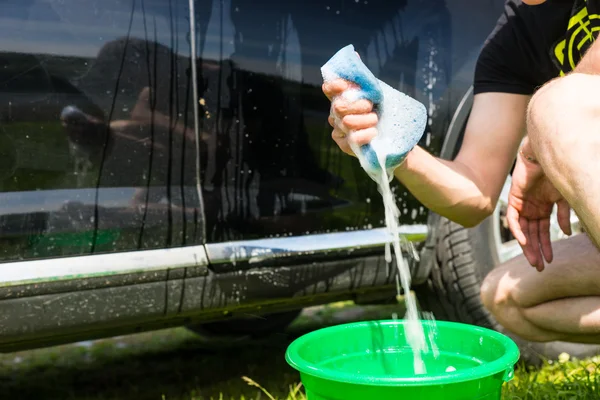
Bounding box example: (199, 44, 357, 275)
(285, 320, 520, 400)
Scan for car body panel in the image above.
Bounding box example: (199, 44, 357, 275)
(0, 0, 506, 350)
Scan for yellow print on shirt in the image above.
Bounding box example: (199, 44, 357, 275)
(552, 2, 600, 75)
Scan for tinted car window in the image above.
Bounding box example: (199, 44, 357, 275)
(197, 0, 459, 242)
(0, 0, 201, 261)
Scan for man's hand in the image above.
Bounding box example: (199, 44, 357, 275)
(506, 137, 572, 271)
(322, 79, 378, 157)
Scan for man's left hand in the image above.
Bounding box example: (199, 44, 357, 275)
(506, 137, 572, 271)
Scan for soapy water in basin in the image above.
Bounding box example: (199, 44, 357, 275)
(318, 349, 480, 378)
(322, 45, 437, 375)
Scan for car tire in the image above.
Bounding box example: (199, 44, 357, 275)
(415, 214, 600, 366)
(186, 309, 302, 338)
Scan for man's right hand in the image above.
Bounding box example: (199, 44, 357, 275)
(322, 79, 378, 157)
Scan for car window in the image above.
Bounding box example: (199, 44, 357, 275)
(0, 0, 202, 261)
(196, 0, 454, 242)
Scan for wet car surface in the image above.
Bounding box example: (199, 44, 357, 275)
(0, 0, 507, 352)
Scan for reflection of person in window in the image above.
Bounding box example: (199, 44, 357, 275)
(60, 36, 204, 208)
(60, 84, 208, 209)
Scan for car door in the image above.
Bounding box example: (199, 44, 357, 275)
(0, 0, 207, 350)
(182, 0, 506, 312)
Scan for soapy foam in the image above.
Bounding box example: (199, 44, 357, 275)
(322, 44, 427, 179)
(366, 81, 427, 178)
(322, 44, 434, 375)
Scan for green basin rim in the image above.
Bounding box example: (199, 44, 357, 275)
(285, 320, 520, 387)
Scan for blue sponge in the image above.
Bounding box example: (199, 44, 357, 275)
(322, 44, 427, 181)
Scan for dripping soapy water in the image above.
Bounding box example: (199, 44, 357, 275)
(347, 83, 436, 375)
(321, 44, 441, 375)
(374, 150, 429, 375)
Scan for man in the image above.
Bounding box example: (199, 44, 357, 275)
(324, 0, 600, 344)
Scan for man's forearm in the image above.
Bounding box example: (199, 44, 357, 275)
(394, 146, 494, 227)
(391, 92, 528, 228)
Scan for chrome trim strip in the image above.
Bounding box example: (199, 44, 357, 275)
(0, 246, 209, 287)
(206, 225, 428, 265)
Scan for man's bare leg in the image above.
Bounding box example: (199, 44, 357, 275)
(526, 73, 600, 249)
(479, 70, 600, 344)
(481, 234, 600, 343)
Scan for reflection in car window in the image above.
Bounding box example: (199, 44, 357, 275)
(0, 0, 201, 261)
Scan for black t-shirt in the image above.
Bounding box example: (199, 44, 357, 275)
(474, 0, 600, 95)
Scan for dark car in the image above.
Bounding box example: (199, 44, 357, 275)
(0, 0, 591, 361)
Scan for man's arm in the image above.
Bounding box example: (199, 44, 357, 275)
(325, 79, 529, 227)
(394, 92, 530, 227)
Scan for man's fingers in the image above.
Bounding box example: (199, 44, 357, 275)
(539, 218, 553, 264)
(507, 206, 527, 246)
(342, 113, 378, 131)
(333, 98, 373, 116)
(518, 217, 536, 267)
(323, 79, 353, 100)
(332, 129, 355, 157)
(528, 221, 544, 271)
(557, 200, 572, 236)
(349, 128, 378, 146)
(331, 126, 377, 155)
(328, 113, 350, 135)
(519, 217, 543, 270)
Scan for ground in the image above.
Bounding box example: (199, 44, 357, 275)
(0, 301, 599, 400)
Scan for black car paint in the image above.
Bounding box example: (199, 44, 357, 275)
(0, 0, 505, 350)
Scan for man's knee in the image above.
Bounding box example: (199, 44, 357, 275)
(480, 266, 515, 318)
(480, 260, 546, 341)
(528, 73, 600, 161)
(480, 257, 569, 342)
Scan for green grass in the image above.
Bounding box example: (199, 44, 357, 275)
(0, 302, 598, 399)
(504, 354, 600, 399)
(240, 350, 600, 400)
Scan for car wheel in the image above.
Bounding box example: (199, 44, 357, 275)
(415, 174, 600, 365)
(186, 310, 302, 338)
